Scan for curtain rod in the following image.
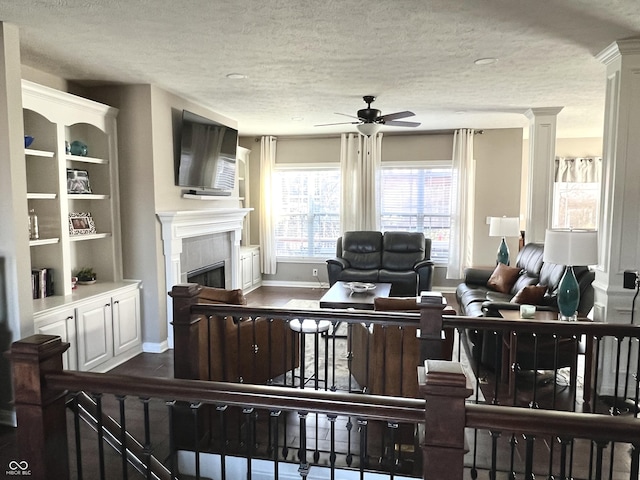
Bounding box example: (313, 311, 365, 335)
(247, 129, 484, 142)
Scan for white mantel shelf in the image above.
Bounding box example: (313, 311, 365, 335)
(157, 208, 252, 348)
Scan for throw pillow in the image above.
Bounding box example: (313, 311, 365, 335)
(510, 285, 547, 305)
(486, 263, 522, 294)
(198, 286, 247, 305)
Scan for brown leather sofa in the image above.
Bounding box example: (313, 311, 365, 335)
(197, 286, 298, 384)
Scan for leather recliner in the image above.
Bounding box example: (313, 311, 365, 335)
(326, 231, 434, 296)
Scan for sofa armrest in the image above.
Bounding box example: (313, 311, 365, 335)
(463, 267, 494, 286)
(326, 257, 349, 286)
(414, 259, 434, 292)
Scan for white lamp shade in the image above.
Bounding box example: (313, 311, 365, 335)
(489, 216, 520, 237)
(356, 123, 382, 136)
(543, 229, 598, 266)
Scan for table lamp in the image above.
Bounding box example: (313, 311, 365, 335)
(543, 229, 598, 321)
(489, 216, 520, 265)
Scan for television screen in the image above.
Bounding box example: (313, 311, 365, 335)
(176, 110, 238, 194)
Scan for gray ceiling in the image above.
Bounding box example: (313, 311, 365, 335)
(3, 0, 640, 138)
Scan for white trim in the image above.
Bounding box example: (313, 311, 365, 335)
(380, 159, 453, 168)
(143, 340, 170, 353)
(274, 162, 339, 170)
(262, 279, 330, 289)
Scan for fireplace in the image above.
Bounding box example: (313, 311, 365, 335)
(157, 208, 251, 348)
(187, 261, 225, 288)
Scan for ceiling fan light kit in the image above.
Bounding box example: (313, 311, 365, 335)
(316, 95, 420, 135)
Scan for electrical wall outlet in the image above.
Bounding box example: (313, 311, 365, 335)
(623, 270, 638, 289)
(312, 268, 318, 277)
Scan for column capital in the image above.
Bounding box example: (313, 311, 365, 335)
(525, 107, 564, 120)
(597, 38, 640, 65)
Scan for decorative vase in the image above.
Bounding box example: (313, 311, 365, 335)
(70, 140, 88, 156)
(557, 266, 579, 320)
(496, 237, 510, 265)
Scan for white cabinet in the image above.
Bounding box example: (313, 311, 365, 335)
(240, 245, 261, 293)
(76, 297, 113, 371)
(35, 307, 77, 370)
(74, 284, 142, 372)
(112, 288, 142, 356)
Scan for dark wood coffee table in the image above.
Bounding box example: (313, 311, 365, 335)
(319, 281, 392, 310)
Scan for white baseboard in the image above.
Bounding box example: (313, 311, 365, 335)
(261, 280, 329, 289)
(143, 340, 169, 353)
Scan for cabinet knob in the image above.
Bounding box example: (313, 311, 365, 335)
(113, 300, 119, 305)
(105, 303, 111, 308)
(66, 316, 73, 321)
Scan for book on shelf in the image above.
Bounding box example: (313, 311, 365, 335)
(31, 268, 54, 299)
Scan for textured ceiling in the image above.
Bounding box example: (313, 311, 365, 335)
(3, 0, 640, 137)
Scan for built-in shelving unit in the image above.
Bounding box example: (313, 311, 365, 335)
(23, 80, 141, 371)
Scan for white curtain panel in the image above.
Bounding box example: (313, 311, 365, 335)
(447, 129, 475, 279)
(340, 132, 381, 233)
(259, 136, 277, 275)
(555, 157, 602, 183)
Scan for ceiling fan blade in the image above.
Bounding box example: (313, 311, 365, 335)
(379, 110, 415, 122)
(334, 112, 361, 120)
(384, 120, 421, 127)
(314, 121, 359, 127)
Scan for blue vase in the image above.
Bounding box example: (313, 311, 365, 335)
(557, 266, 579, 320)
(70, 140, 88, 156)
(496, 237, 510, 265)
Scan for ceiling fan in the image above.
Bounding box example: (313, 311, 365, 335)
(316, 95, 420, 135)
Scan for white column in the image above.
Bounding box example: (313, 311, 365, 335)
(592, 39, 640, 396)
(524, 107, 563, 243)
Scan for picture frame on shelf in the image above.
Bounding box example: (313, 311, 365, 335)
(69, 212, 96, 235)
(67, 168, 92, 194)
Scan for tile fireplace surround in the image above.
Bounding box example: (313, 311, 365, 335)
(157, 208, 251, 348)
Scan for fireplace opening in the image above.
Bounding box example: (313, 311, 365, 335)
(187, 261, 225, 288)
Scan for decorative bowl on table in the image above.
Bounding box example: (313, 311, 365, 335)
(345, 282, 376, 293)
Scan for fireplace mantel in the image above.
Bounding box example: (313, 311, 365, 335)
(157, 208, 251, 347)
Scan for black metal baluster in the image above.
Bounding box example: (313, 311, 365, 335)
(589, 337, 603, 478)
(388, 422, 398, 478)
(490, 430, 501, 480)
(290, 319, 296, 387)
(347, 323, 354, 392)
(594, 440, 608, 480)
(530, 334, 539, 409)
(330, 320, 337, 392)
(117, 395, 129, 480)
(328, 414, 337, 480)
(630, 442, 639, 480)
(267, 317, 273, 385)
(298, 411, 309, 478)
(470, 331, 481, 480)
(399, 326, 405, 396)
(492, 330, 500, 405)
(524, 433, 535, 480)
(191, 402, 202, 480)
(559, 436, 570, 480)
(217, 405, 228, 480)
(358, 418, 368, 477)
(364, 322, 371, 394)
(634, 337, 640, 418)
(608, 337, 625, 480)
(508, 434, 518, 480)
(93, 393, 106, 480)
(346, 416, 354, 466)
(270, 410, 281, 479)
(166, 401, 177, 480)
(140, 397, 152, 480)
(243, 407, 254, 480)
(72, 393, 83, 480)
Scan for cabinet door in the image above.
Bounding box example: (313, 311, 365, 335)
(35, 308, 77, 370)
(112, 288, 141, 356)
(76, 297, 113, 371)
(241, 253, 252, 290)
(251, 249, 262, 285)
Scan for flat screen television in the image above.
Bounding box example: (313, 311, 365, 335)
(176, 110, 238, 195)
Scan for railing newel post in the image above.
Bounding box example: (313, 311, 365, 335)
(419, 359, 473, 480)
(9, 334, 70, 480)
(169, 283, 206, 380)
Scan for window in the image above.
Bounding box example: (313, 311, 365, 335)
(380, 164, 452, 264)
(552, 182, 600, 229)
(274, 166, 341, 258)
